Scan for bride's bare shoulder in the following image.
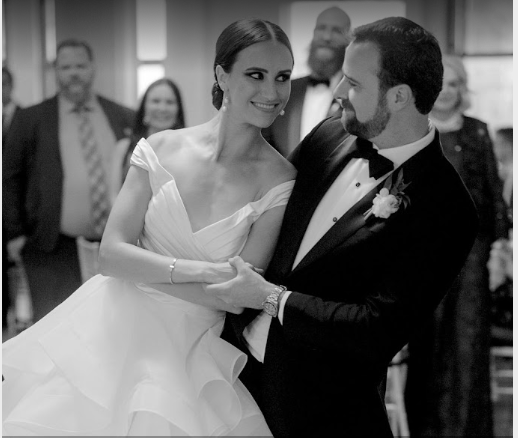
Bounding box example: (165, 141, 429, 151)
(261, 143, 297, 187)
(145, 126, 202, 158)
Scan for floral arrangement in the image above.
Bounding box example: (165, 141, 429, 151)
(364, 169, 411, 220)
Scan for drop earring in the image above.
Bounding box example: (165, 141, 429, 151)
(280, 109, 285, 116)
(222, 96, 229, 112)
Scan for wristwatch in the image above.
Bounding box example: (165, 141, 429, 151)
(262, 285, 287, 318)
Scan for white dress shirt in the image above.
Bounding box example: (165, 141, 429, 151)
(244, 122, 436, 362)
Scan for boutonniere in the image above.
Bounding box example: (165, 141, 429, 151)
(364, 169, 411, 220)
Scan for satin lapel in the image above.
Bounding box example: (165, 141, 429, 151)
(272, 134, 356, 278)
(291, 130, 445, 275)
(292, 176, 385, 274)
(287, 80, 306, 152)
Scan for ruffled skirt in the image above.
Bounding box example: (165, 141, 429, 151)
(2, 275, 271, 436)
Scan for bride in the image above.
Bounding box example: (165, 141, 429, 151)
(2, 18, 296, 436)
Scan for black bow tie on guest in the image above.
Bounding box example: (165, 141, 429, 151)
(308, 76, 330, 87)
(350, 137, 394, 179)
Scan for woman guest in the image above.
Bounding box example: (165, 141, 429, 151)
(405, 54, 509, 437)
(110, 78, 185, 200)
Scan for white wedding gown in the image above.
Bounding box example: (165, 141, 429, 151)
(2, 138, 294, 436)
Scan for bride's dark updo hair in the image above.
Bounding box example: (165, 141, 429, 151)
(212, 18, 293, 110)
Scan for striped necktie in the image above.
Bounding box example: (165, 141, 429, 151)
(75, 104, 111, 236)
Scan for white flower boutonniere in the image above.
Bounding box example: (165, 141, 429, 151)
(364, 169, 411, 220)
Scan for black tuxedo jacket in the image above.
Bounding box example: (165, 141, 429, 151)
(262, 76, 310, 158)
(232, 115, 479, 436)
(3, 95, 135, 252)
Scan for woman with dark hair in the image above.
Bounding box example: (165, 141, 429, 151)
(3, 18, 295, 436)
(110, 78, 185, 200)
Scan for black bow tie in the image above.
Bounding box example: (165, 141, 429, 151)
(350, 137, 394, 179)
(308, 76, 330, 87)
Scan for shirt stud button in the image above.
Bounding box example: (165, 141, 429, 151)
(454, 145, 462, 152)
(333, 217, 338, 222)
(355, 182, 361, 187)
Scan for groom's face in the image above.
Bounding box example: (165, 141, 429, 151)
(334, 41, 391, 139)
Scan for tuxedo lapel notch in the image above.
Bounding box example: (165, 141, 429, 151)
(292, 176, 387, 274)
(291, 132, 445, 275)
(270, 135, 357, 279)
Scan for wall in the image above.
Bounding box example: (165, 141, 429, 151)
(3, 0, 44, 107)
(2, 0, 512, 128)
(164, 0, 290, 125)
(52, 0, 136, 108)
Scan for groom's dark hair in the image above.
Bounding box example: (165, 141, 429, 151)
(211, 18, 294, 110)
(352, 17, 443, 114)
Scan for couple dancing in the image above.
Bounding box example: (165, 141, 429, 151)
(2, 16, 478, 437)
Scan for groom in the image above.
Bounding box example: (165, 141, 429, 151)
(208, 17, 478, 437)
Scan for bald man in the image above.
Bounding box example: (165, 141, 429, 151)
(262, 7, 351, 157)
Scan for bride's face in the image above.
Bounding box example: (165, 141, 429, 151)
(224, 40, 293, 128)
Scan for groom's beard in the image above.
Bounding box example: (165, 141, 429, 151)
(307, 41, 346, 80)
(342, 92, 391, 139)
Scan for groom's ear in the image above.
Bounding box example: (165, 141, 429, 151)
(387, 84, 412, 112)
(215, 65, 228, 89)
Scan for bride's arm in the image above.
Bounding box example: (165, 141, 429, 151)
(98, 164, 239, 311)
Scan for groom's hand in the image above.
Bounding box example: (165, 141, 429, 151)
(204, 256, 272, 309)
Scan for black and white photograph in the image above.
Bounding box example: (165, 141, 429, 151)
(2, 0, 513, 436)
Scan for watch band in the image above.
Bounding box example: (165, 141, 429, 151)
(262, 285, 287, 318)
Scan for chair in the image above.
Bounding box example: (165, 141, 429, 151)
(385, 346, 410, 437)
(76, 236, 101, 283)
(490, 345, 513, 402)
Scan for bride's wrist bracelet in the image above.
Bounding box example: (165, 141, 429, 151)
(169, 258, 178, 284)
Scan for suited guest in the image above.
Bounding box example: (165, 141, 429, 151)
(262, 6, 351, 157)
(493, 127, 513, 211)
(210, 17, 478, 436)
(405, 55, 509, 437)
(110, 77, 185, 201)
(2, 67, 21, 142)
(3, 39, 135, 322)
(2, 66, 22, 333)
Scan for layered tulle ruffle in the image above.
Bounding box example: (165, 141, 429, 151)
(2, 275, 271, 436)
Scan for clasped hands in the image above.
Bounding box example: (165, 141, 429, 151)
(205, 256, 273, 312)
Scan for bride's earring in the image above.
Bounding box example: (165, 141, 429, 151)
(280, 109, 285, 116)
(222, 96, 229, 112)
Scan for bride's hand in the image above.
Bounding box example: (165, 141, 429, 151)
(206, 261, 264, 284)
(224, 304, 245, 315)
(248, 265, 265, 276)
(206, 262, 236, 284)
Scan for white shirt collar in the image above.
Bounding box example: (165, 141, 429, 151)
(376, 121, 435, 169)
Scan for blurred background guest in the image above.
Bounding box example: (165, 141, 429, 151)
(110, 77, 185, 200)
(487, 127, 512, 344)
(493, 127, 513, 213)
(262, 6, 351, 157)
(2, 66, 20, 141)
(405, 54, 510, 437)
(2, 66, 23, 338)
(2, 38, 135, 322)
